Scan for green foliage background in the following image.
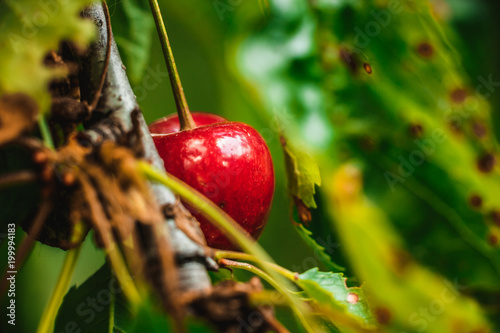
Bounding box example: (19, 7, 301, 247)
(1, 0, 500, 332)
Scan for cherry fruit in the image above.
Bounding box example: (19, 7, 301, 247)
(150, 112, 275, 249)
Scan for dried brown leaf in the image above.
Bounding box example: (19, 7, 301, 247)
(0, 94, 38, 146)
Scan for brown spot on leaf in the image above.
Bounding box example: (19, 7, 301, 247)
(393, 250, 412, 274)
(469, 194, 483, 209)
(0, 93, 38, 146)
(409, 123, 424, 138)
(492, 211, 500, 227)
(449, 120, 462, 133)
(339, 48, 358, 73)
(477, 154, 496, 173)
(488, 234, 499, 246)
(416, 42, 434, 58)
(347, 293, 359, 304)
(294, 197, 312, 225)
(473, 122, 487, 138)
(279, 135, 287, 147)
(450, 88, 467, 104)
(363, 63, 373, 74)
(375, 307, 392, 325)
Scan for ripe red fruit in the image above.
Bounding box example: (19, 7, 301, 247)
(150, 112, 275, 250)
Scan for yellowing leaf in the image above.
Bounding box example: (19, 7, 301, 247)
(0, 0, 95, 114)
(326, 163, 492, 333)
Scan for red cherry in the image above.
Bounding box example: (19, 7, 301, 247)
(150, 112, 275, 250)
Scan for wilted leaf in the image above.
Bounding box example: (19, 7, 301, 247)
(0, 0, 95, 114)
(0, 93, 38, 146)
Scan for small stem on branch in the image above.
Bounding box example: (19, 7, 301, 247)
(214, 250, 297, 281)
(0, 171, 37, 188)
(148, 0, 195, 131)
(38, 116, 54, 149)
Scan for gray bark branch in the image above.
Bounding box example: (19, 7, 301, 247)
(79, 3, 212, 293)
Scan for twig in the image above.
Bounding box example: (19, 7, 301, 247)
(88, 0, 112, 112)
(0, 171, 37, 188)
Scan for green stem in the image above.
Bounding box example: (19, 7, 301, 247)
(215, 250, 297, 282)
(105, 243, 141, 306)
(38, 115, 54, 149)
(219, 258, 304, 321)
(139, 162, 320, 333)
(147, 0, 195, 131)
(36, 244, 82, 333)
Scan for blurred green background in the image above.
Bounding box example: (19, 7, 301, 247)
(2, 0, 500, 331)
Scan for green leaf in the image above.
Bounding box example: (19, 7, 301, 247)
(282, 137, 321, 209)
(295, 224, 345, 272)
(131, 304, 216, 333)
(0, 0, 95, 114)
(54, 263, 134, 333)
(108, 0, 154, 85)
(297, 268, 375, 331)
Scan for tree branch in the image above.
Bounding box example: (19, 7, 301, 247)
(78, 3, 213, 293)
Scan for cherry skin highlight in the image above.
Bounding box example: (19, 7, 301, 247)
(149, 112, 275, 250)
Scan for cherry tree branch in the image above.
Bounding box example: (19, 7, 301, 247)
(78, 3, 213, 293)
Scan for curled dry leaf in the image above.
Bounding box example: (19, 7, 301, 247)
(0, 93, 38, 146)
(164, 197, 208, 249)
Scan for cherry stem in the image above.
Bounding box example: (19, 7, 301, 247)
(214, 250, 298, 282)
(148, 0, 195, 131)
